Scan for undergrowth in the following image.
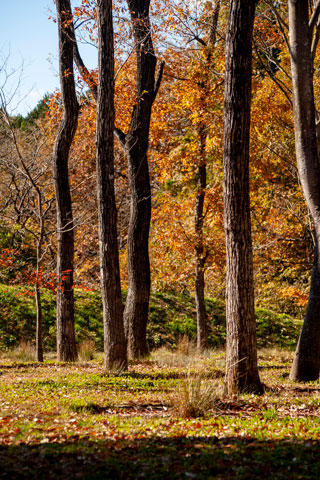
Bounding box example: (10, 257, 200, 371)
(0, 285, 302, 355)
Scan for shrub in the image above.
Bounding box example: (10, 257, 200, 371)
(0, 285, 303, 353)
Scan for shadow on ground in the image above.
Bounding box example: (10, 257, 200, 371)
(0, 435, 319, 479)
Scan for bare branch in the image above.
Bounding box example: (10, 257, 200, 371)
(208, 0, 221, 47)
(310, 0, 320, 34)
(153, 60, 165, 100)
(114, 127, 126, 147)
(73, 40, 98, 100)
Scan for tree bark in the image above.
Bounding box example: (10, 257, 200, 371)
(54, 0, 79, 362)
(35, 239, 44, 363)
(223, 0, 263, 395)
(288, 0, 320, 381)
(195, 131, 208, 351)
(116, 0, 164, 359)
(194, 2, 220, 351)
(96, 0, 127, 371)
(35, 284, 43, 362)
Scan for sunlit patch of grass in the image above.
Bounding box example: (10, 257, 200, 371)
(151, 345, 194, 368)
(262, 408, 279, 421)
(68, 400, 111, 414)
(258, 347, 293, 366)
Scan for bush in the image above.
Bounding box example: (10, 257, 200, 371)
(147, 291, 226, 350)
(256, 308, 302, 349)
(0, 285, 303, 353)
(0, 285, 103, 351)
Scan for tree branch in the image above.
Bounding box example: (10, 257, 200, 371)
(153, 60, 165, 100)
(310, 0, 320, 35)
(191, 35, 207, 47)
(208, 0, 220, 47)
(114, 127, 126, 147)
(73, 39, 98, 101)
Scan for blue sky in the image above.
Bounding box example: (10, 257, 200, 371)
(1, 0, 97, 115)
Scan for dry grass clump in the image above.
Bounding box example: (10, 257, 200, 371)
(176, 335, 194, 355)
(152, 337, 219, 370)
(78, 339, 96, 361)
(0, 350, 7, 360)
(152, 336, 202, 368)
(171, 371, 221, 418)
(8, 340, 35, 362)
(152, 347, 194, 368)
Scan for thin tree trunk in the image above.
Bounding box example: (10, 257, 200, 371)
(54, 0, 79, 362)
(96, 0, 127, 371)
(35, 282, 43, 362)
(116, 0, 164, 359)
(195, 128, 208, 351)
(35, 237, 43, 362)
(194, 2, 220, 350)
(223, 0, 263, 395)
(288, 0, 320, 381)
(35, 286, 43, 362)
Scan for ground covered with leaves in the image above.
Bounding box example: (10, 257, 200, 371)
(1, 348, 320, 479)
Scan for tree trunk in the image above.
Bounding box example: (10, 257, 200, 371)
(35, 283, 43, 363)
(194, 2, 220, 351)
(288, 0, 320, 381)
(54, 0, 79, 362)
(195, 130, 208, 351)
(35, 239, 43, 362)
(96, 0, 127, 371)
(124, 143, 151, 359)
(116, 0, 164, 359)
(223, 0, 263, 395)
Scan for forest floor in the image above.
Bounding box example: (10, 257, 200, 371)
(1, 347, 320, 479)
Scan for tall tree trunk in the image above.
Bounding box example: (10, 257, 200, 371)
(35, 285, 43, 362)
(35, 240, 43, 362)
(195, 127, 208, 351)
(54, 0, 79, 362)
(96, 0, 127, 371)
(194, 1, 220, 350)
(115, 0, 164, 359)
(288, 0, 320, 382)
(223, 0, 263, 395)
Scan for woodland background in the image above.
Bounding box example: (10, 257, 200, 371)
(0, 0, 311, 354)
(2, 2, 320, 478)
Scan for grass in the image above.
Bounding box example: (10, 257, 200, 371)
(170, 370, 221, 417)
(78, 339, 96, 361)
(1, 348, 320, 478)
(6, 340, 35, 362)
